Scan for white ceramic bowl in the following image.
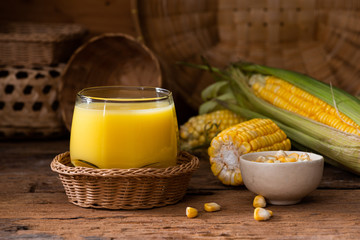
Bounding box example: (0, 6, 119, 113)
(240, 151, 324, 205)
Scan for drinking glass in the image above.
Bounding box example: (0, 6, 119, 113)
(70, 86, 178, 169)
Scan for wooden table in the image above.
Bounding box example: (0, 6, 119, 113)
(1, 139, 360, 239)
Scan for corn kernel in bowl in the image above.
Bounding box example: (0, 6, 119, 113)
(253, 150, 311, 163)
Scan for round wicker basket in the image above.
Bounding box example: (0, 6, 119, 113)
(59, 33, 162, 130)
(132, 0, 360, 110)
(51, 151, 199, 210)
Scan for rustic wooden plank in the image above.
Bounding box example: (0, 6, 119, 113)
(1, 140, 360, 239)
(1, 190, 360, 239)
(0, 139, 69, 156)
(321, 165, 360, 189)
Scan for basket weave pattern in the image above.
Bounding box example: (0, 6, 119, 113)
(0, 64, 65, 138)
(135, 0, 360, 109)
(0, 22, 87, 65)
(51, 151, 199, 210)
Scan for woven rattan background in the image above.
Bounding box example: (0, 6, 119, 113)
(0, 22, 87, 65)
(134, 0, 360, 109)
(0, 64, 65, 137)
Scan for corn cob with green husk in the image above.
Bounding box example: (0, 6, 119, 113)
(197, 62, 360, 175)
(249, 74, 360, 135)
(179, 109, 246, 150)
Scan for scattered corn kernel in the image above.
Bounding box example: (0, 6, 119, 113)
(253, 195, 266, 208)
(253, 150, 311, 163)
(186, 207, 198, 218)
(204, 202, 221, 212)
(254, 207, 272, 221)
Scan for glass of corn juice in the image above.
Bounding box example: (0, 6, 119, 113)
(69, 86, 179, 169)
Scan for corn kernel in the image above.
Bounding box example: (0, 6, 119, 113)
(186, 207, 198, 218)
(252, 150, 312, 164)
(266, 155, 277, 160)
(256, 156, 267, 162)
(278, 156, 287, 163)
(299, 153, 310, 161)
(285, 157, 297, 162)
(204, 202, 221, 212)
(253, 195, 266, 208)
(254, 207, 272, 221)
(275, 150, 287, 158)
(288, 153, 299, 160)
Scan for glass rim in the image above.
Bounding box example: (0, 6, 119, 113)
(77, 86, 172, 103)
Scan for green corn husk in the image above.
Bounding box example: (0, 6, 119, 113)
(198, 62, 360, 175)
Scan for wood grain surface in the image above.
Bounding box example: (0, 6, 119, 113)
(1, 140, 360, 239)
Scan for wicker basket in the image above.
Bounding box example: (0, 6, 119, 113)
(51, 151, 199, 210)
(0, 22, 87, 65)
(133, 0, 360, 110)
(60, 33, 162, 130)
(0, 64, 65, 138)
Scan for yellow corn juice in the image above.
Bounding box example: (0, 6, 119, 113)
(70, 101, 178, 169)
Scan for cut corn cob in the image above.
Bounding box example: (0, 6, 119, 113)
(251, 75, 360, 136)
(186, 207, 198, 218)
(253, 195, 266, 208)
(208, 118, 291, 186)
(180, 109, 245, 150)
(254, 207, 272, 221)
(204, 202, 221, 212)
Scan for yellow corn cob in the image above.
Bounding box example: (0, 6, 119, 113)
(208, 118, 291, 186)
(251, 76, 360, 136)
(180, 109, 246, 150)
